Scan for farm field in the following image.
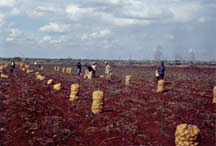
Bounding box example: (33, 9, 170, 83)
(0, 62, 215, 146)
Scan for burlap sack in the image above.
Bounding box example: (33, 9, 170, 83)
(84, 70, 92, 79)
(175, 124, 200, 146)
(47, 79, 53, 85)
(0, 65, 5, 72)
(0, 73, 8, 78)
(53, 83, 61, 91)
(35, 72, 40, 75)
(39, 66, 44, 70)
(125, 75, 131, 86)
(213, 86, 216, 103)
(69, 84, 80, 101)
(36, 74, 45, 81)
(62, 67, 66, 73)
(88, 71, 92, 79)
(26, 69, 33, 74)
(67, 68, 72, 74)
(91, 90, 104, 114)
(156, 80, 164, 93)
(83, 70, 88, 79)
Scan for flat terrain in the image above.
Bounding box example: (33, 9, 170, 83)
(0, 62, 215, 146)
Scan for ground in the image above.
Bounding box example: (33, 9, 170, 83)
(0, 62, 215, 146)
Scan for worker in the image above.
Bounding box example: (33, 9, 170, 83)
(157, 61, 166, 80)
(10, 60, 16, 73)
(91, 62, 97, 78)
(77, 62, 82, 76)
(105, 62, 112, 81)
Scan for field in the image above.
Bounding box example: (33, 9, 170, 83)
(0, 61, 215, 146)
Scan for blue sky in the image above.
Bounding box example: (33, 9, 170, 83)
(0, 0, 215, 61)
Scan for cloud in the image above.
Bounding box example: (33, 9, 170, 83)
(100, 12, 151, 26)
(10, 8, 21, 16)
(39, 22, 70, 33)
(5, 28, 23, 42)
(66, 3, 94, 20)
(91, 29, 111, 38)
(0, 14, 5, 26)
(81, 28, 112, 40)
(169, 2, 202, 22)
(87, 0, 121, 5)
(0, 0, 16, 7)
(115, 0, 202, 23)
(65, 2, 148, 26)
(64, 0, 202, 26)
(1, 0, 216, 60)
(198, 17, 207, 23)
(40, 35, 66, 44)
(164, 34, 175, 40)
(29, 5, 63, 17)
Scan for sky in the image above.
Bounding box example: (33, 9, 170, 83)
(0, 0, 215, 61)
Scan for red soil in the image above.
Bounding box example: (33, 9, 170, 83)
(0, 65, 215, 146)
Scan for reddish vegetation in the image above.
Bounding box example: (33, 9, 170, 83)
(0, 64, 215, 146)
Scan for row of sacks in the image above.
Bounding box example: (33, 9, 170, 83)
(69, 85, 104, 114)
(34, 72, 62, 91)
(22, 68, 212, 146)
(21, 67, 103, 114)
(124, 75, 165, 93)
(54, 66, 72, 74)
(53, 67, 216, 103)
(125, 76, 216, 104)
(45, 78, 104, 114)
(29, 67, 216, 106)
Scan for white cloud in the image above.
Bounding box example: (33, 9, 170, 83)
(164, 34, 175, 40)
(121, 0, 166, 19)
(88, 0, 121, 5)
(65, 0, 201, 26)
(40, 35, 65, 44)
(81, 29, 111, 40)
(94, 0, 202, 25)
(10, 8, 21, 16)
(169, 2, 202, 22)
(198, 17, 207, 23)
(108, 0, 121, 4)
(91, 29, 111, 38)
(36, 6, 56, 13)
(0, 0, 16, 7)
(30, 6, 62, 17)
(39, 22, 70, 33)
(81, 34, 88, 40)
(66, 3, 94, 19)
(97, 12, 150, 26)
(0, 14, 5, 26)
(20, 3, 65, 19)
(6, 28, 23, 42)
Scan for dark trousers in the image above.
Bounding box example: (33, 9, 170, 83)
(10, 67, 15, 73)
(159, 74, 164, 80)
(77, 68, 81, 75)
(92, 70, 96, 78)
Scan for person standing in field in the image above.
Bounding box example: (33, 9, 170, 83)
(10, 60, 16, 73)
(91, 62, 97, 78)
(105, 62, 112, 81)
(77, 62, 82, 76)
(157, 61, 166, 80)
